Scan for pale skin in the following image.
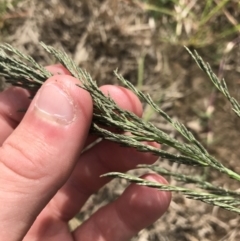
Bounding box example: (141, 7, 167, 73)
(0, 65, 171, 241)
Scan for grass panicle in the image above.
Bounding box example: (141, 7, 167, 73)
(1, 43, 240, 213)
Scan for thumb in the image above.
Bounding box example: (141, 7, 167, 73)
(0, 75, 92, 240)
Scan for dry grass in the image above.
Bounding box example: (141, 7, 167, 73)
(1, 0, 240, 240)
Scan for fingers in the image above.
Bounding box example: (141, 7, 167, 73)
(0, 75, 93, 240)
(0, 64, 71, 145)
(45, 139, 159, 223)
(22, 83, 159, 240)
(73, 174, 171, 241)
(45, 64, 72, 76)
(83, 84, 143, 148)
(100, 85, 143, 117)
(0, 87, 31, 144)
(43, 85, 159, 221)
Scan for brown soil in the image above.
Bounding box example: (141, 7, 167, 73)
(1, 0, 240, 240)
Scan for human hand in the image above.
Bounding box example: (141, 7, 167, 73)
(0, 65, 171, 241)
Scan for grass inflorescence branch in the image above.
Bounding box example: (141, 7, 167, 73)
(185, 47, 240, 118)
(1, 43, 240, 213)
(101, 172, 240, 214)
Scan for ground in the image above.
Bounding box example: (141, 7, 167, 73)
(1, 0, 240, 240)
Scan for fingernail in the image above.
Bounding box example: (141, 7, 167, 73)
(35, 84, 75, 125)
